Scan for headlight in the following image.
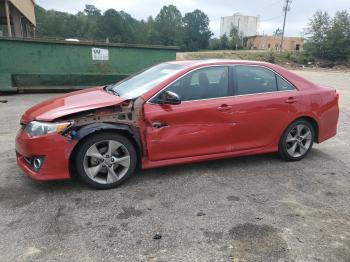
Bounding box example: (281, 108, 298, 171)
(24, 121, 71, 137)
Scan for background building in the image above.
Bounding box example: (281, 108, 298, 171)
(244, 35, 304, 51)
(0, 0, 36, 38)
(220, 13, 259, 38)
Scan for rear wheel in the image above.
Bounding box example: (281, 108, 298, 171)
(75, 132, 137, 189)
(279, 119, 314, 161)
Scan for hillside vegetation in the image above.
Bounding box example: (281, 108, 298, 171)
(177, 50, 310, 65)
(176, 50, 349, 69)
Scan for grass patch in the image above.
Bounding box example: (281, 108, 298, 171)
(177, 50, 313, 67)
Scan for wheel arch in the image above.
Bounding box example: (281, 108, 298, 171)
(288, 116, 319, 143)
(68, 123, 142, 179)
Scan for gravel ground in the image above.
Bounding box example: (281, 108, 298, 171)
(0, 70, 349, 262)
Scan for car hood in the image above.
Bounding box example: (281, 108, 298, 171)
(21, 87, 128, 123)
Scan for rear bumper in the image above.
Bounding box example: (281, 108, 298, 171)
(318, 101, 339, 143)
(15, 130, 77, 181)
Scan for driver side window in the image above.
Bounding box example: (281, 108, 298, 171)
(166, 66, 229, 101)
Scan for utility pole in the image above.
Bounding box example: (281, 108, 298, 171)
(280, 0, 291, 51)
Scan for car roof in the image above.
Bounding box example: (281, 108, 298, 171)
(167, 59, 275, 68)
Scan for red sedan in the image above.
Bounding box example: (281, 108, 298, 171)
(16, 60, 339, 189)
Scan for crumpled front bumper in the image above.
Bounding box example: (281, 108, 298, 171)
(15, 129, 77, 181)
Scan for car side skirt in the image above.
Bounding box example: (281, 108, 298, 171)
(141, 145, 278, 169)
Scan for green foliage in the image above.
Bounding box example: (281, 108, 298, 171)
(265, 50, 276, 63)
(84, 5, 101, 16)
(34, 4, 213, 51)
(273, 28, 283, 36)
(154, 5, 183, 46)
(95, 9, 145, 43)
(325, 11, 350, 61)
(35, 5, 99, 39)
(305, 10, 331, 58)
(219, 34, 230, 50)
(229, 26, 243, 50)
(306, 10, 350, 61)
(207, 26, 244, 51)
(183, 10, 213, 51)
(208, 38, 221, 50)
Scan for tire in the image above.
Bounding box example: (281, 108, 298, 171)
(279, 119, 314, 161)
(74, 132, 137, 189)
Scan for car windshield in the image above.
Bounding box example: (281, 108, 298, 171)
(108, 63, 186, 98)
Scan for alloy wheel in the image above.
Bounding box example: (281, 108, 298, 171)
(83, 140, 131, 184)
(285, 124, 312, 158)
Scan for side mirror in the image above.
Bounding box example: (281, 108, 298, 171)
(157, 91, 181, 105)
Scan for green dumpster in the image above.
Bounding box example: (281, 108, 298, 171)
(0, 37, 177, 92)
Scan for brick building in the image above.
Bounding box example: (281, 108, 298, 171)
(244, 35, 304, 51)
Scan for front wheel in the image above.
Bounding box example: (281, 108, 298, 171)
(75, 132, 137, 189)
(279, 120, 314, 161)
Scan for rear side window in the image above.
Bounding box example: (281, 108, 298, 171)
(235, 66, 277, 95)
(276, 75, 294, 91)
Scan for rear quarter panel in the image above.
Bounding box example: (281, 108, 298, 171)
(270, 65, 339, 143)
(301, 87, 339, 143)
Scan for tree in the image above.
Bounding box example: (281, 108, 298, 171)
(144, 16, 160, 44)
(35, 5, 94, 39)
(220, 34, 229, 49)
(84, 5, 101, 16)
(325, 11, 350, 60)
(154, 5, 183, 46)
(273, 28, 283, 36)
(96, 9, 124, 42)
(183, 10, 213, 51)
(305, 10, 350, 61)
(209, 38, 221, 50)
(34, 4, 215, 51)
(305, 10, 331, 58)
(96, 9, 144, 43)
(229, 26, 243, 49)
(79, 5, 101, 39)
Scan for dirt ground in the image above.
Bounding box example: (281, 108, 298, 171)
(0, 69, 350, 262)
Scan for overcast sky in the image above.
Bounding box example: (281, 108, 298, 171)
(36, 0, 350, 37)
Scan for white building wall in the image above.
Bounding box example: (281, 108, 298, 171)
(220, 13, 259, 38)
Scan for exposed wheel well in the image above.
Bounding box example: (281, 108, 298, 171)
(291, 116, 319, 143)
(68, 129, 141, 179)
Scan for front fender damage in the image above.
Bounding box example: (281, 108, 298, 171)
(58, 97, 146, 156)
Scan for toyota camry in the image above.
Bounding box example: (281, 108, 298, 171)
(16, 60, 339, 189)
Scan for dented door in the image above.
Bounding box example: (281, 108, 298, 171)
(143, 98, 237, 161)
